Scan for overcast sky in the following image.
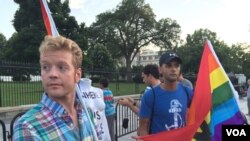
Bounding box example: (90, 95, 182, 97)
(1, 0, 250, 45)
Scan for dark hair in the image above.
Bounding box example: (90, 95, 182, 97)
(142, 64, 160, 79)
(99, 78, 109, 88)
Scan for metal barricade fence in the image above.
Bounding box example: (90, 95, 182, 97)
(0, 119, 7, 141)
(115, 98, 141, 141)
(1, 99, 141, 141)
(0, 112, 26, 141)
(0, 60, 145, 107)
(7, 112, 26, 141)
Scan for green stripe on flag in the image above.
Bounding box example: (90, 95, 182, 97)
(212, 81, 234, 107)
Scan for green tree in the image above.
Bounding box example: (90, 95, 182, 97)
(242, 52, 250, 78)
(87, 43, 116, 78)
(2, 0, 87, 81)
(76, 23, 89, 52)
(132, 65, 143, 83)
(0, 33, 7, 59)
(88, 0, 181, 80)
(229, 43, 249, 73)
(3, 0, 83, 62)
(177, 28, 230, 74)
(118, 66, 127, 80)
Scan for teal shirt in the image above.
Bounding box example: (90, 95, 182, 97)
(103, 89, 115, 116)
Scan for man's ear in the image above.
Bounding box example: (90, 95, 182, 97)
(76, 68, 82, 82)
(158, 66, 162, 74)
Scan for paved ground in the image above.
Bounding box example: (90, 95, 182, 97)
(237, 96, 250, 123)
(118, 132, 137, 141)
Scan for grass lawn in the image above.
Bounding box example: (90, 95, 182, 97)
(0, 81, 146, 107)
(92, 82, 146, 96)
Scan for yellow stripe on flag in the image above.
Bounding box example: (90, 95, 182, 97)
(210, 67, 228, 91)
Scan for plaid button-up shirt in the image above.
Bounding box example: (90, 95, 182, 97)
(14, 93, 95, 141)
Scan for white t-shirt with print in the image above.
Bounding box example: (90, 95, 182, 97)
(78, 78, 111, 141)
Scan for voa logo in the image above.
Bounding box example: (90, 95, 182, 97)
(226, 129, 246, 136)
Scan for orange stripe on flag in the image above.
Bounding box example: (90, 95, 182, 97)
(40, 0, 52, 35)
(204, 41, 219, 73)
(208, 52, 219, 73)
(39, 0, 59, 36)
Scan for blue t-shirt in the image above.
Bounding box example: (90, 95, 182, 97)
(139, 83, 193, 134)
(144, 86, 152, 93)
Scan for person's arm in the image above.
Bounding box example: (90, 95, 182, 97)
(137, 89, 153, 136)
(137, 117, 150, 136)
(117, 97, 131, 106)
(127, 101, 139, 114)
(117, 97, 139, 114)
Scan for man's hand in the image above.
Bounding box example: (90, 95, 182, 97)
(117, 97, 133, 107)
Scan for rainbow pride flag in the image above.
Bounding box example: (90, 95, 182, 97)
(138, 40, 246, 141)
(39, 0, 59, 36)
(200, 40, 246, 141)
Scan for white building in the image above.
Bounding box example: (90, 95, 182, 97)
(129, 49, 160, 67)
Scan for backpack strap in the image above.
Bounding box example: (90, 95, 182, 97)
(182, 85, 192, 108)
(149, 85, 156, 134)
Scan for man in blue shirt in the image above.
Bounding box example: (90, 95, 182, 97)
(118, 64, 161, 115)
(138, 52, 193, 135)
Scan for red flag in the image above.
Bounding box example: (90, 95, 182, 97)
(187, 40, 212, 125)
(138, 40, 212, 141)
(39, 0, 59, 36)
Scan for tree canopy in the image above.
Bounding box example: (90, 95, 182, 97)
(176, 28, 250, 78)
(1, 0, 249, 80)
(88, 0, 181, 80)
(86, 43, 117, 79)
(3, 0, 85, 62)
(0, 33, 7, 59)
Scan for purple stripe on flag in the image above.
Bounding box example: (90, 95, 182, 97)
(212, 111, 246, 141)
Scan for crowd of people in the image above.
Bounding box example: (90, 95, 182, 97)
(13, 35, 249, 140)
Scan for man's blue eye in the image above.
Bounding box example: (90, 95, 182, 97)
(59, 65, 66, 71)
(42, 65, 49, 71)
